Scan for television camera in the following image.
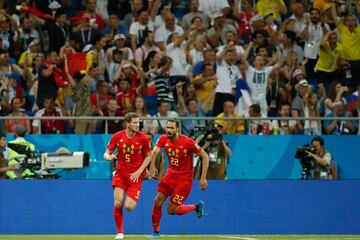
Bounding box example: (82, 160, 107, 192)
(295, 144, 316, 180)
(7, 143, 89, 179)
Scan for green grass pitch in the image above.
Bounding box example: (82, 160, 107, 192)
(1, 235, 360, 240)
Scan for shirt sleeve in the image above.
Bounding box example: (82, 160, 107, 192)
(155, 135, 165, 148)
(106, 134, 118, 152)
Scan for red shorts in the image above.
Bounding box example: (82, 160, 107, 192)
(157, 173, 193, 206)
(112, 170, 143, 202)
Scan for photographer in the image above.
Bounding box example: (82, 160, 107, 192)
(195, 124, 232, 180)
(305, 136, 334, 180)
(6, 125, 36, 179)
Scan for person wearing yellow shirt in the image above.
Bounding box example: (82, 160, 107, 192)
(191, 63, 217, 114)
(256, 0, 287, 23)
(331, 3, 360, 91)
(215, 100, 245, 134)
(315, 31, 343, 89)
(17, 39, 41, 71)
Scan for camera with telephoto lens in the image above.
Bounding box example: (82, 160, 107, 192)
(295, 144, 316, 179)
(203, 123, 223, 144)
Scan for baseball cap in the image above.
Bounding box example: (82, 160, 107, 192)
(295, 79, 309, 91)
(113, 33, 126, 42)
(13, 125, 27, 137)
(213, 12, 224, 19)
(250, 14, 264, 25)
(28, 39, 40, 48)
(292, 69, 304, 79)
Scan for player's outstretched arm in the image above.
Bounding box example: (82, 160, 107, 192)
(198, 149, 209, 190)
(149, 146, 161, 178)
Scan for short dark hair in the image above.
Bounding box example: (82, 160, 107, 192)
(124, 112, 139, 123)
(284, 30, 296, 42)
(312, 136, 324, 146)
(310, 8, 321, 14)
(167, 118, 180, 128)
(249, 104, 261, 114)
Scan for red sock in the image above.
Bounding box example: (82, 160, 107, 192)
(174, 204, 196, 215)
(113, 206, 124, 233)
(152, 203, 162, 232)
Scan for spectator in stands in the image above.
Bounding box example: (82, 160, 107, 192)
(75, 0, 106, 32)
(151, 100, 178, 134)
(324, 81, 348, 116)
(0, 9, 19, 57)
(215, 100, 245, 134)
(246, 103, 270, 135)
(129, 9, 155, 53)
(324, 100, 356, 135)
(182, 0, 209, 31)
(155, 13, 184, 51)
(64, 55, 96, 134)
(291, 79, 311, 134)
(100, 98, 124, 134)
(32, 96, 65, 134)
(5, 97, 31, 135)
(133, 95, 152, 133)
(177, 83, 207, 136)
(134, 30, 161, 67)
(242, 41, 283, 116)
(213, 48, 242, 117)
(72, 13, 101, 52)
(233, 0, 256, 45)
(2, 73, 26, 110)
(207, 12, 237, 48)
(107, 0, 131, 20)
(199, 0, 230, 19)
(102, 12, 127, 39)
(278, 30, 304, 64)
(116, 77, 135, 116)
(37, 51, 59, 109)
(38, 8, 72, 54)
(216, 31, 245, 62)
(18, 39, 41, 69)
(0, 49, 24, 88)
(90, 80, 112, 116)
(193, 48, 216, 76)
(331, 3, 360, 92)
(113, 61, 140, 97)
(315, 31, 343, 90)
(303, 91, 321, 135)
(299, 8, 328, 80)
(18, 15, 40, 53)
(289, 2, 309, 37)
(271, 103, 298, 134)
(124, 0, 145, 30)
(256, 0, 287, 23)
(188, 33, 208, 68)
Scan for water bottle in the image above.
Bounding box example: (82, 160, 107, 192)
(263, 122, 270, 135)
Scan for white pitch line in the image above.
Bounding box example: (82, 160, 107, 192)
(221, 236, 258, 240)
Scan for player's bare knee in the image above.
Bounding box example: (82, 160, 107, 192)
(114, 200, 123, 209)
(124, 201, 136, 212)
(167, 204, 177, 215)
(154, 194, 165, 206)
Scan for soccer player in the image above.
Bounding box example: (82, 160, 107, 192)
(148, 119, 209, 238)
(104, 112, 152, 240)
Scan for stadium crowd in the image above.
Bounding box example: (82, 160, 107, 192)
(0, 0, 359, 136)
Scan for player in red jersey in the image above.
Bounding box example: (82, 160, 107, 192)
(104, 112, 152, 240)
(148, 119, 209, 238)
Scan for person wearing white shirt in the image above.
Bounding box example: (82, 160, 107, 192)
(129, 9, 155, 52)
(216, 31, 245, 61)
(198, 0, 230, 19)
(154, 13, 184, 51)
(299, 8, 329, 80)
(242, 42, 283, 116)
(212, 47, 242, 116)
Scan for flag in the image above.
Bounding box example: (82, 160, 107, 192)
(234, 79, 252, 116)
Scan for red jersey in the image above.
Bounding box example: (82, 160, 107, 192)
(107, 130, 151, 176)
(156, 134, 202, 180)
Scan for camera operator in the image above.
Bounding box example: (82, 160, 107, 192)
(0, 134, 14, 179)
(6, 125, 36, 179)
(195, 125, 232, 180)
(305, 136, 334, 180)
